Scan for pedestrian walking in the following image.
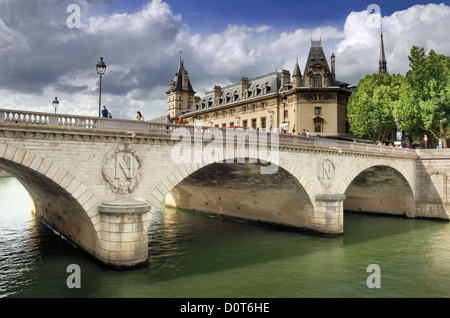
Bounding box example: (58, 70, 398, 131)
(101, 106, 109, 118)
(136, 111, 144, 120)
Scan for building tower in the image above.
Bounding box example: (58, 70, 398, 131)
(166, 57, 196, 119)
(292, 58, 302, 87)
(378, 28, 388, 74)
(303, 39, 332, 88)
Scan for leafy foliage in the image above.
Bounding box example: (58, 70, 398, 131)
(395, 46, 450, 147)
(349, 46, 450, 147)
(348, 73, 404, 143)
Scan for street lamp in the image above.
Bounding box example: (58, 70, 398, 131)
(96, 57, 106, 117)
(282, 93, 287, 123)
(52, 97, 59, 114)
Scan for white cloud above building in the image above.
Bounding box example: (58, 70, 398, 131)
(0, 0, 448, 120)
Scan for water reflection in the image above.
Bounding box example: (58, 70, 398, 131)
(1, 177, 450, 297)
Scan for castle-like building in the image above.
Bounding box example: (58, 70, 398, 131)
(167, 40, 356, 136)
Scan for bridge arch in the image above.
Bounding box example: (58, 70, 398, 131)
(0, 143, 100, 253)
(341, 159, 416, 217)
(149, 152, 317, 232)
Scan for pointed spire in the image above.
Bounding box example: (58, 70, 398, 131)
(378, 25, 387, 74)
(293, 58, 302, 77)
(292, 57, 302, 87)
(172, 57, 195, 93)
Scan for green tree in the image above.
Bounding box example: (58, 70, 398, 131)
(396, 46, 450, 148)
(348, 73, 404, 143)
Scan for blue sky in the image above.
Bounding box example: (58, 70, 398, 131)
(0, 0, 449, 120)
(112, 0, 448, 31)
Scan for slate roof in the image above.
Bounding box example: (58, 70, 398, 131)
(303, 40, 331, 75)
(191, 72, 281, 113)
(172, 60, 195, 92)
(293, 60, 302, 77)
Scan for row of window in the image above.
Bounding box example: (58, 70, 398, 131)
(212, 117, 323, 134)
(214, 117, 268, 129)
(197, 102, 268, 118)
(193, 105, 323, 124)
(198, 85, 272, 110)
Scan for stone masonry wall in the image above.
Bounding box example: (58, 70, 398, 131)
(415, 149, 450, 220)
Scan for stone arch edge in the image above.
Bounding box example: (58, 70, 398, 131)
(338, 158, 416, 198)
(0, 143, 102, 232)
(147, 152, 317, 228)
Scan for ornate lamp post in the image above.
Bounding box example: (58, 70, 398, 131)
(96, 57, 106, 117)
(52, 97, 59, 114)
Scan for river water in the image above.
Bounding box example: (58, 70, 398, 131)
(1, 176, 450, 298)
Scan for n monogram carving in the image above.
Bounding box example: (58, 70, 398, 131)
(317, 159, 335, 189)
(102, 144, 143, 194)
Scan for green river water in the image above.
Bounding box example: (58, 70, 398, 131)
(1, 177, 449, 299)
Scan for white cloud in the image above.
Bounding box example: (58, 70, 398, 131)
(334, 3, 450, 84)
(0, 1, 448, 122)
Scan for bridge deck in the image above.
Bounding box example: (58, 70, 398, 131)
(1, 107, 417, 159)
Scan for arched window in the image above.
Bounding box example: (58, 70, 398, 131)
(314, 74, 322, 87)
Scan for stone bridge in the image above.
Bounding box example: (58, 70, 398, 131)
(0, 109, 449, 268)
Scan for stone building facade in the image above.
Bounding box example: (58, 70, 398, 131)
(167, 40, 355, 137)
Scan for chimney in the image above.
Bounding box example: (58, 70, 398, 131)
(331, 53, 336, 84)
(240, 77, 249, 97)
(281, 69, 291, 88)
(213, 85, 222, 103)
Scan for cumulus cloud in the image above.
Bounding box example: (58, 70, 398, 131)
(334, 3, 450, 84)
(0, 1, 448, 121)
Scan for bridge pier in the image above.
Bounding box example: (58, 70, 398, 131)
(97, 199, 151, 268)
(313, 194, 346, 235)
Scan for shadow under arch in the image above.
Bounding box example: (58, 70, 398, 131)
(159, 159, 317, 233)
(343, 164, 415, 217)
(0, 146, 99, 256)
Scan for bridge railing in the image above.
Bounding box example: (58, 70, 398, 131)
(0, 109, 52, 126)
(0, 108, 416, 155)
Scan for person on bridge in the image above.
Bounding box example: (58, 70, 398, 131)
(101, 106, 109, 118)
(136, 111, 144, 120)
(177, 117, 184, 124)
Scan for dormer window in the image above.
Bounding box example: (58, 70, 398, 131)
(314, 74, 322, 87)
